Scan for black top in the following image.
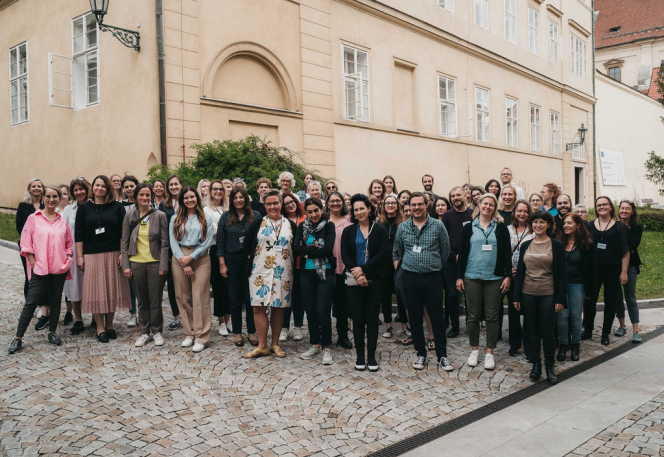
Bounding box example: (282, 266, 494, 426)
(381, 217, 399, 255)
(626, 224, 643, 271)
(16, 201, 44, 243)
(566, 249, 582, 284)
(243, 217, 299, 275)
(251, 199, 267, 217)
(216, 210, 262, 257)
(456, 221, 512, 280)
(293, 219, 337, 271)
(564, 244, 595, 294)
(441, 208, 473, 260)
(75, 201, 126, 254)
(498, 209, 513, 227)
(340, 222, 389, 280)
(158, 201, 176, 224)
(552, 214, 565, 237)
(589, 220, 630, 267)
(513, 237, 568, 306)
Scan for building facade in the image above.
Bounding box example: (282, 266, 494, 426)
(0, 0, 595, 208)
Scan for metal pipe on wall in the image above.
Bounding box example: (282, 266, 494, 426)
(156, 0, 167, 166)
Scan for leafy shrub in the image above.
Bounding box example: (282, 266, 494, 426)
(147, 136, 328, 199)
(639, 208, 664, 232)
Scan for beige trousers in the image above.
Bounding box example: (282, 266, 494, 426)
(171, 247, 211, 345)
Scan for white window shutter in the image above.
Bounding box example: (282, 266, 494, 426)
(49, 52, 73, 109)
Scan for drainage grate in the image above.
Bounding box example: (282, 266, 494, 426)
(366, 326, 664, 457)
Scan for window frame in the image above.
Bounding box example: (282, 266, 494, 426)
(550, 111, 560, 155)
(341, 43, 370, 123)
(9, 41, 29, 126)
(570, 34, 588, 79)
(438, 0, 454, 13)
(475, 86, 490, 143)
(438, 74, 458, 137)
(504, 0, 517, 44)
(530, 104, 540, 152)
(474, 0, 489, 30)
(505, 97, 518, 148)
(71, 11, 100, 109)
(549, 21, 559, 66)
(528, 7, 539, 56)
(607, 66, 621, 82)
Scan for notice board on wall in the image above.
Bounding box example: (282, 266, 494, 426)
(600, 149, 626, 186)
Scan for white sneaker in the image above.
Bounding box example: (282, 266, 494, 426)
(467, 350, 479, 367)
(153, 333, 164, 346)
(192, 343, 205, 353)
(321, 348, 333, 365)
(438, 357, 454, 371)
(484, 353, 495, 370)
(218, 323, 229, 336)
(413, 356, 426, 370)
(134, 334, 150, 347)
(181, 338, 193, 347)
(293, 327, 303, 341)
(127, 315, 138, 327)
(279, 328, 289, 342)
(300, 346, 322, 360)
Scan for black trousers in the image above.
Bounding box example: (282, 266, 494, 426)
(379, 267, 394, 324)
(402, 270, 448, 359)
(507, 287, 531, 358)
(20, 254, 48, 306)
(16, 273, 67, 338)
(283, 269, 305, 329)
(347, 279, 383, 360)
(225, 252, 255, 335)
(521, 294, 556, 365)
(443, 259, 460, 329)
(334, 274, 351, 335)
(584, 265, 622, 337)
(209, 250, 230, 317)
(300, 269, 335, 346)
(394, 268, 408, 324)
(165, 262, 180, 318)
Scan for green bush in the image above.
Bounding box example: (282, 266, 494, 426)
(146, 136, 329, 200)
(639, 208, 664, 232)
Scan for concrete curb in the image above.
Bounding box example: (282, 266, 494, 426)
(0, 239, 18, 251)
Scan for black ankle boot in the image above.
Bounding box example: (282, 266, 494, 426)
(545, 363, 558, 385)
(556, 344, 568, 362)
(570, 344, 580, 361)
(529, 361, 542, 380)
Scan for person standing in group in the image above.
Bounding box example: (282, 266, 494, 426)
(121, 184, 169, 347)
(398, 190, 411, 208)
(485, 179, 501, 200)
(506, 200, 535, 359)
(205, 180, 231, 336)
(251, 177, 271, 217)
(441, 186, 474, 339)
(341, 194, 389, 372)
(109, 174, 123, 201)
(431, 196, 451, 221)
(325, 181, 338, 196)
(158, 174, 184, 330)
(308, 181, 323, 201)
(499, 185, 516, 226)
(393, 192, 453, 371)
(456, 193, 511, 370)
(574, 204, 589, 220)
(243, 190, 297, 359)
(121, 175, 138, 212)
(422, 174, 438, 199)
(553, 194, 572, 235)
(583, 197, 630, 345)
(343, 193, 352, 210)
(221, 179, 233, 207)
(471, 186, 485, 209)
(377, 195, 405, 338)
(152, 179, 167, 209)
(368, 179, 386, 210)
(9, 186, 74, 354)
(540, 183, 561, 216)
(499, 168, 525, 200)
(217, 187, 260, 347)
(529, 193, 543, 214)
(56, 185, 70, 213)
(169, 187, 214, 353)
(326, 191, 353, 349)
(383, 175, 398, 198)
(280, 192, 306, 342)
(278, 172, 299, 201)
(555, 213, 595, 361)
(294, 198, 337, 364)
(402, 201, 412, 219)
(297, 173, 315, 202)
(462, 184, 474, 206)
(513, 210, 567, 385)
(63, 178, 90, 336)
(75, 175, 131, 343)
(615, 200, 642, 343)
(197, 179, 210, 206)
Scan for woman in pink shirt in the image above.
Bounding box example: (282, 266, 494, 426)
(9, 186, 74, 354)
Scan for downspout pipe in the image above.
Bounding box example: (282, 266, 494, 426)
(592, 2, 598, 201)
(157, 0, 167, 166)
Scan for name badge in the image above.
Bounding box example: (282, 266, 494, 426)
(462, 221, 470, 226)
(482, 244, 492, 251)
(412, 246, 422, 253)
(597, 243, 607, 250)
(274, 245, 283, 252)
(95, 227, 106, 235)
(239, 236, 245, 243)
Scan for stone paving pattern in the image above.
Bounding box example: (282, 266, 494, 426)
(0, 261, 657, 457)
(566, 392, 664, 457)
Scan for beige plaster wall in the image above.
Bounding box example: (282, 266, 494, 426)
(596, 39, 664, 89)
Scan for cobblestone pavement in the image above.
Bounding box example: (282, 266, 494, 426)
(0, 261, 658, 457)
(566, 392, 664, 457)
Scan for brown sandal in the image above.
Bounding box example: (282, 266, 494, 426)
(247, 333, 259, 346)
(234, 334, 244, 347)
(243, 347, 270, 359)
(401, 336, 414, 345)
(269, 345, 286, 358)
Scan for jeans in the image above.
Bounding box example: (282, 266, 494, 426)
(464, 277, 503, 349)
(283, 269, 305, 329)
(347, 279, 383, 360)
(16, 273, 67, 338)
(584, 265, 622, 337)
(444, 259, 461, 329)
(300, 269, 335, 346)
(402, 271, 448, 359)
(507, 286, 531, 358)
(210, 250, 230, 317)
(521, 294, 556, 365)
(616, 264, 639, 324)
(334, 273, 351, 335)
(225, 252, 256, 335)
(557, 283, 584, 345)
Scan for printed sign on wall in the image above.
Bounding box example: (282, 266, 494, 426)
(600, 149, 626, 186)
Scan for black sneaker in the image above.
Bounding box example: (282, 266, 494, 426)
(34, 315, 49, 331)
(367, 356, 379, 372)
(8, 338, 22, 354)
(47, 333, 62, 346)
(355, 358, 366, 371)
(63, 312, 74, 326)
(446, 327, 459, 338)
(106, 329, 117, 340)
(168, 318, 181, 330)
(70, 321, 85, 335)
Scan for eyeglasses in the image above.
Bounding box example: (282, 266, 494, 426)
(265, 202, 281, 207)
(211, 188, 224, 192)
(385, 202, 397, 206)
(596, 203, 610, 208)
(285, 201, 297, 207)
(326, 186, 336, 191)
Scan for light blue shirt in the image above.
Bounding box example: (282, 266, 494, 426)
(169, 213, 215, 260)
(465, 218, 502, 281)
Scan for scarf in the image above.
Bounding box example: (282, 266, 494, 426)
(302, 217, 328, 280)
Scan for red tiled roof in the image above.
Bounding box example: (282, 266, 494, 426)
(646, 67, 663, 100)
(595, 0, 664, 49)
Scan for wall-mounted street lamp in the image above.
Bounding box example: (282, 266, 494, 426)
(566, 124, 588, 151)
(89, 0, 140, 51)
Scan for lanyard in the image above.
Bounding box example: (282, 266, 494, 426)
(512, 227, 528, 253)
(360, 222, 374, 261)
(410, 219, 426, 247)
(269, 217, 283, 242)
(478, 221, 495, 245)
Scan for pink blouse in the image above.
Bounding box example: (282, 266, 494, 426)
(332, 217, 352, 275)
(20, 210, 74, 280)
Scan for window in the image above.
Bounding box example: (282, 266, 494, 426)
(72, 12, 99, 108)
(504, 0, 517, 43)
(342, 45, 370, 122)
(609, 26, 620, 33)
(438, 0, 454, 12)
(571, 35, 587, 78)
(550, 111, 560, 155)
(438, 75, 457, 137)
(9, 42, 29, 125)
(475, 0, 489, 30)
(475, 87, 490, 143)
(530, 105, 540, 152)
(549, 21, 559, 65)
(506, 97, 518, 148)
(528, 8, 539, 55)
(608, 66, 621, 82)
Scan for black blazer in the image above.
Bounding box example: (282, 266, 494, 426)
(627, 224, 643, 271)
(340, 221, 389, 280)
(243, 216, 298, 276)
(456, 220, 512, 280)
(513, 237, 568, 306)
(293, 219, 337, 272)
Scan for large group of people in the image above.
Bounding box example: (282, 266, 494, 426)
(9, 168, 644, 386)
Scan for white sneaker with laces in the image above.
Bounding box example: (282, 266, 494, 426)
(134, 334, 151, 347)
(192, 343, 205, 353)
(300, 346, 322, 360)
(218, 323, 229, 336)
(382, 327, 394, 338)
(181, 338, 194, 347)
(467, 350, 479, 367)
(413, 356, 426, 370)
(321, 348, 333, 365)
(484, 353, 495, 370)
(279, 328, 289, 342)
(153, 333, 164, 346)
(293, 327, 303, 341)
(128, 315, 138, 327)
